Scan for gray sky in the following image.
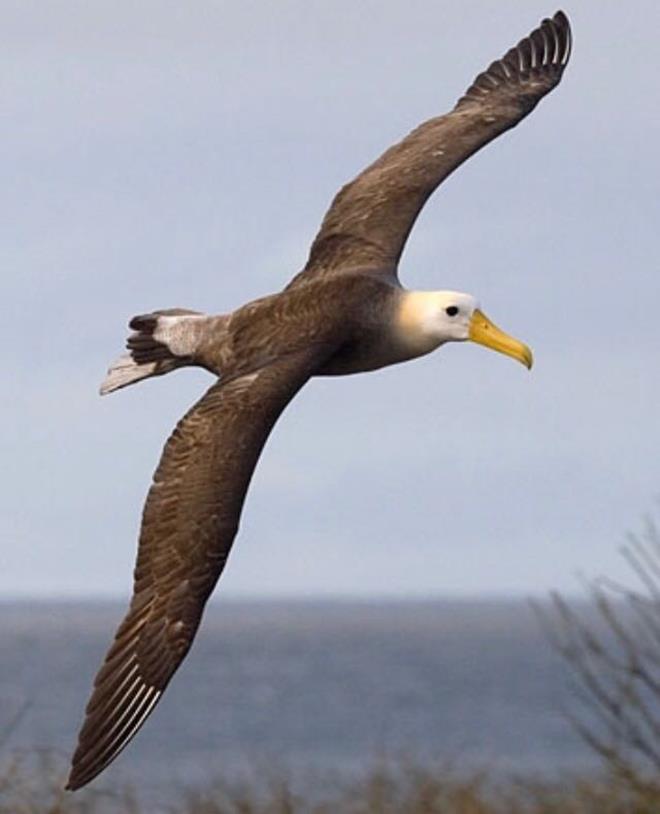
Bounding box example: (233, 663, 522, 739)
(3, 1, 659, 599)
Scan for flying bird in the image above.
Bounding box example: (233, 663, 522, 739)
(68, 11, 571, 790)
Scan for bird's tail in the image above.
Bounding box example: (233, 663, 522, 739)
(100, 308, 211, 395)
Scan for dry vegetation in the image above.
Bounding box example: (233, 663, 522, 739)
(536, 515, 660, 798)
(1, 754, 660, 814)
(170, 766, 660, 814)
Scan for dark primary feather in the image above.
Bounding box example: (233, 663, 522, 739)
(289, 11, 571, 287)
(66, 347, 333, 790)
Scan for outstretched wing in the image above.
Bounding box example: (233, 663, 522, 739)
(67, 346, 331, 790)
(288, 11, 571, 287)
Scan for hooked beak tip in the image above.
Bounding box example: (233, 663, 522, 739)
(468, 309, 533, 372)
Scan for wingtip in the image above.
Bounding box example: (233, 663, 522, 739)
(64, 771, 82, 792)
(65, 760, 87, 791)
(549, 10, 572, 66)
(558, 11, 572, 66)
(456, 9, 572, 110)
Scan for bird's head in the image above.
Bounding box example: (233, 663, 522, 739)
(398, 290, 533, 369)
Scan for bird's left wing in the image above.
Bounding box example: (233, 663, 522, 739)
(67, 345, 333, 790)
(288, 11, 571, 287)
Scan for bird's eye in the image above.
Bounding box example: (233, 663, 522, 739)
(445, 306, 459, 317)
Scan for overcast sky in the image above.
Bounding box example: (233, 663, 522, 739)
(3, 1, 659, 600)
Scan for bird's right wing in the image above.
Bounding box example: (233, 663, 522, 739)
(67, 344, 333, 791)
(288, 11, 571, 287)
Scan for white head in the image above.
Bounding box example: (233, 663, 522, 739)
(412, 290, 478, 342)
(397, 290, 533, 369)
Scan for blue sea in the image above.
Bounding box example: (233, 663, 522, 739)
(0, 599, 596, 808)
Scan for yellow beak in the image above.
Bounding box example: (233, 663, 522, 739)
(468, 309, 533, 370)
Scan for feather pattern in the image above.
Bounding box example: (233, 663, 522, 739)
(67, 347, 332, 790)
(289, 11, 571, 286)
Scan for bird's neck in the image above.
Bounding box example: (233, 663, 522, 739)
(393, 290, 445, 357)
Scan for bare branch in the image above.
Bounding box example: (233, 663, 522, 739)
(540, 513, 660, 784)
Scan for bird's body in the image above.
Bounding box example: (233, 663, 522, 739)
(211, 273, 407, 378)
(210, 277, 447, 377)
(68, 11, 572, 790)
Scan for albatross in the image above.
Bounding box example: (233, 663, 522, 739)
(67, 10, 571, 790)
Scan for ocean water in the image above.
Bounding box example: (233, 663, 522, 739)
(0, 599, 595, 807)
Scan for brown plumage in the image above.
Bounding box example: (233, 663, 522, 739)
(68, 11, 571, 790)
